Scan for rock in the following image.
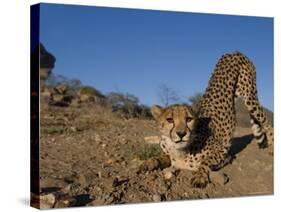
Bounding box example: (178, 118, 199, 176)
(54, 193, 76, 208)
(49, 94, 73, 107)
(69, 127, 77, 132)
(90, 198, 106, 206)
(53, 94, 64, 102)
(40, 43, 56, 70)
(152, 194, 161, 202)
(112, 177, 129, 187)
(144, 136, 161, 144)
(61, 184, 72, 193)
(38, 43, 56, 91)
(163, 168, 174, 180)
(40, 68, 52, 82)
(121, 161, 127, 166)
(78, 174, 87, 187)
(54, 84, 68, 95)
(95, 134, 101, 142)
(106, 159, 115, 165)
(79, 94, 91, 102)
(138, 159, 159, 173)
(41, 88, 52, 98)
(37, 193, 56, 209)
(98, 171, 102, 178)
(209, 171, 229, 185)
(63, 175, 76, 184)
(71, 98, 81, 106)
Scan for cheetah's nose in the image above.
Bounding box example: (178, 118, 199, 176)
(176, 131, 187, 139)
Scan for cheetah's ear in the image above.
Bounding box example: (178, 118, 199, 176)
(190, 104, 200, 118)
(151, 105, 163, 120)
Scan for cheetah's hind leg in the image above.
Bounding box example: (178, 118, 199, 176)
(251, 118, 265, 146)
(250, 118, 274, 155)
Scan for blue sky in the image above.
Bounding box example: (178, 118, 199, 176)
(39, 3, 274, 110)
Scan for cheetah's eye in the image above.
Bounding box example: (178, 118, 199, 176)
(166, 118, 174, 123)
(186, 117, 193, 123)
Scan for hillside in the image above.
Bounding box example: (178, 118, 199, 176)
(34, 99, 273, 208)
(235, 97, 273, 127)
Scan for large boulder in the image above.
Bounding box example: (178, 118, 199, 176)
(78, 86, 106, 104)
(54, 84, 68, 95)
(39, 43, 56, 91)
(49, 86, 74, 107)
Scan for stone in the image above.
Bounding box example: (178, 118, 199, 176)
(112, 177, 129, 187)
(69, 127, 77, 132)
(98, 171, 102, 178)
(78, 174, 87, 187)
(95, 134, 101, 142)
(163, 168, 174, 180)
(71, 98, 81, 106)
(209, 171, 229, 186)
(41, 88, 52, 98)
(106, 159, 115, 165)
(152, 194, 161, 202)
(52, 94, 64, 102)
(54, 194, 76, 208)
(90, 198, 106, 206)
(63, 175, 76, 184)
(38, 193, 56, 209)
(144, 136, 161, 144)
(54, 84, 68, 95)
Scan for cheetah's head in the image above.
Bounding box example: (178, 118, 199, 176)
(151, 104, 198, 149)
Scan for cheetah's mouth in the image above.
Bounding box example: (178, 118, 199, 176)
(174, 136, 191, 144)
(174, 140, 190, 149)
(174, 139, 187, 143)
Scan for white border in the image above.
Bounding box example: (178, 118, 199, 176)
(0, 0, 280, 211)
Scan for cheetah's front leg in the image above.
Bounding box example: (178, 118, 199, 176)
(190, 147, 227, 188)
(190, 163, 210, 188)
(137, 154, 171, 173)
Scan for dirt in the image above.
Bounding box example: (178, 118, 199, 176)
(38, 103, 273, 208)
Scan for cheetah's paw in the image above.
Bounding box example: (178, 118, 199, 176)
(190, 170, 210, 188)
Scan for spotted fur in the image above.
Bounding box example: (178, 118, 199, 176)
(141, 52, 274, 188)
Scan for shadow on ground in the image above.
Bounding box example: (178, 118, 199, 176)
(229, 134, 253, 159)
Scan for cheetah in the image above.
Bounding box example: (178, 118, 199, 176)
(140, 52, 274, 188)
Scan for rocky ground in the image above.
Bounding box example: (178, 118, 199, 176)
(36, 102, 273, 209)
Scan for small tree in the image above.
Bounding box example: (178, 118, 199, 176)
(158, 83, 180, 107)
(107, 92, 139, 118)
(68, 79, 82, 91)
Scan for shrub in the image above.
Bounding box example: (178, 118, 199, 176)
(124, 143, 163, 160)
(137, 143, 163, 160)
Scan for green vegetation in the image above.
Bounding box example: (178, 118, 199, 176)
(136, 143, 163, 160)
(124, 142, 163, 160)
